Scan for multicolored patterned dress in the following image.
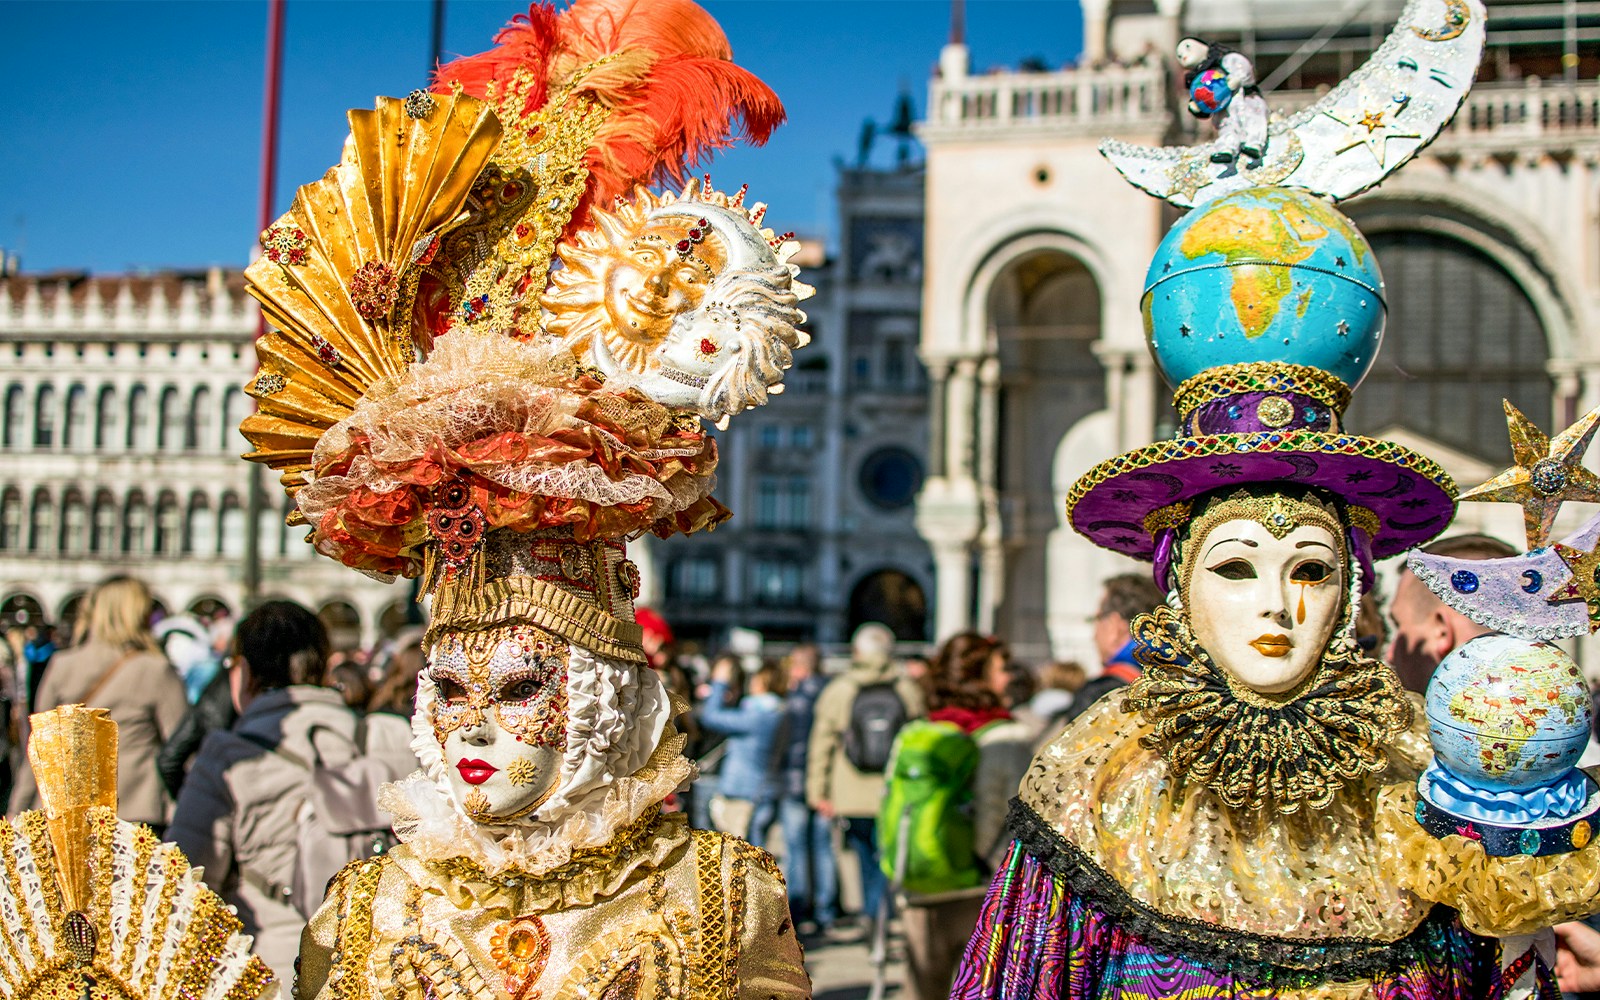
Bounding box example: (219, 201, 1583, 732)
(950, 696, 1569, 1000)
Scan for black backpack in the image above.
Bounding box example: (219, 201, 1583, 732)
(843, 681, 908, 773)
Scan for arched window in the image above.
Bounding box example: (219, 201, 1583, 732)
(95, 385, 118, 451)
(60, 491, 88, 555)
(126, 385, 149, 450)
(123, 493, 149, 555)
(185, 492, 215, 556)
(222, 386, 252, 453)
(3, 385, 25, 448)
(157, 386, 182, 453)
(0, 489, 21, 551)
(219, 492, 246, 558)
(187, 385, 212, 453)
(1345, 231, 1551, 464)
(154, 492, 181, 557)
(28, 489, 53, 553)
(62, 384, 88, 452)
(33, 384, 56, 449)
(91, 491, 118, 554)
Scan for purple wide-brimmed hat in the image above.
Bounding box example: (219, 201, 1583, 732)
(1066, 360, 1457, 572)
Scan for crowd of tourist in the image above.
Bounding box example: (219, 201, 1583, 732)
(4, 551, 1600, 995)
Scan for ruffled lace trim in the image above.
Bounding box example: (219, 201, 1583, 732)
(1124, 605, 1414, 814)
(1005, 797, 1480, 987)
(380, 748, 693, 878)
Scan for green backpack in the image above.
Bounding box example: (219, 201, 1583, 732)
(877, 719, 982, 895)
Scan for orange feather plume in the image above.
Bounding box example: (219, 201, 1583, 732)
(433, 0, 785, 232)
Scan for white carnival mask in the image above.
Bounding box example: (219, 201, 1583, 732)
(1185, 516, 1345, 695)
(427, 625, 569, 822)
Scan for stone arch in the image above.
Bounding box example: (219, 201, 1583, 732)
(157, 385, 183, 453)
(33, 384, 56, 449)
(123, 491, 150, 555)
(980, 236, 1107, 655)
(188, 595, 233, 621)
(90, 489, 118, 554)
(59, 489, 88, 555)
(187, 385, 213, 453)
(154, 491, 181, 557)
(219, 492, 246, 558)
(222, 386, 251, 453)
(62, 384, 89, 452)
(126, 384, 150, 450)
(185, 491, 215, 556)
(95, 384, 118, 450)
(2, 384, 24, 448)
(28, 487, 53, 554)
(0, 592, 47, 628)
(0, 487, 21, 551)
(960, 227, 1120, 360)
(1347, 179, 1580, 364)
(319, 600, 363, 652)
(847, 569, 928, 641)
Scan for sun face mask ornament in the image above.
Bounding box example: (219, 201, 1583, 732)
(236, 3, 811, 997)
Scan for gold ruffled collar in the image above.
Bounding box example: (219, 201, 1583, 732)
(389, 807, 692, 915)
(1123, 605, 1414, 814)
(1021, 689, 1434, 942)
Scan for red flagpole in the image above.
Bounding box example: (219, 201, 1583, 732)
(244, 0, 286, 605)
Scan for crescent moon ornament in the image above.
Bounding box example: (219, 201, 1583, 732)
(1129, 471, 1185, 499)
(1276, 454, 1321, 482)
(1100, 0, 1485, 207)
(1407, 512, 1600, 640)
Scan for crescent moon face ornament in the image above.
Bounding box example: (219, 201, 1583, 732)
(1100, 0, 1486, 207)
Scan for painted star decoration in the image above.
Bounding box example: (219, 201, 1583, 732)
(1461, 400, 1600, 550)
(1547, 540, 1600, 626)
(1324, 94, 1422, 167)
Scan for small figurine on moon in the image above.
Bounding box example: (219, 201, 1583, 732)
(1176, 36, 1269, 165)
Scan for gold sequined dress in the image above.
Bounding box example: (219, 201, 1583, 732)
(950, 696, 1600, 1000)
(299, 809, 807, 1000)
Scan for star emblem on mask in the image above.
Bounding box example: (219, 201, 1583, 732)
(1461, 401, 1600, 550)
(1547, 541, 1600, 628)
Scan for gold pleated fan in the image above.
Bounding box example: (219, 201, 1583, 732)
(242, 92, 502, 503)
(3, 706, 276, 1000)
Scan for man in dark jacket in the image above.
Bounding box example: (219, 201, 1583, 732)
(1062, 573, 1164, 724)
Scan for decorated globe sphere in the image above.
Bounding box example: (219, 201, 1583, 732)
(1189, 67, 1234, 116)
(1143, 187, 1385, 390)
(1425, 633, 1593, 793)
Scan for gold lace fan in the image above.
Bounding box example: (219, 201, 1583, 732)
(242, 92, 502, 499)
(1, 707, 276, 1000)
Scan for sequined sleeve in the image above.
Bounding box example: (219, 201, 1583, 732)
(1378, 782, 1600, 937)
(730, 840, 810, 999)
(296, 858, 385, 1000)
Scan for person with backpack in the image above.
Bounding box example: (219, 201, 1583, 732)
(697, 656, 786, 846)
(806, 622, 925, 930)
(167, 601, 414, 985)
(878, 632, 1034, 1000)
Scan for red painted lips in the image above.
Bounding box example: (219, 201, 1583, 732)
(456, 759, 498, 785)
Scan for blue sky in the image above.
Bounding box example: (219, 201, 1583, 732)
(2, 1, 1083, 273)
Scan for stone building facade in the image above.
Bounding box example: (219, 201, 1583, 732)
(651, 163, 934, 645)
(916, 0, 1600, 664)
(0, 269, 404, 647)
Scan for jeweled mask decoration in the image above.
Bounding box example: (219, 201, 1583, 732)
(543, 180, 813, 426)
(428, 624, 571, 821)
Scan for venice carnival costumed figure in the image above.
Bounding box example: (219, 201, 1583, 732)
(952, 0, 1600, 997)
(235, 1, 812, 997)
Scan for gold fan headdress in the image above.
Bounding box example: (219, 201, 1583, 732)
(240, 0, 810, 657)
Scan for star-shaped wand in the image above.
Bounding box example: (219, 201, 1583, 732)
(1460, 400, 1600, 550)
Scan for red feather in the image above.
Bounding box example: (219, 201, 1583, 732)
(431, 4, 560, 119)
(429, 0, 785, 234)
